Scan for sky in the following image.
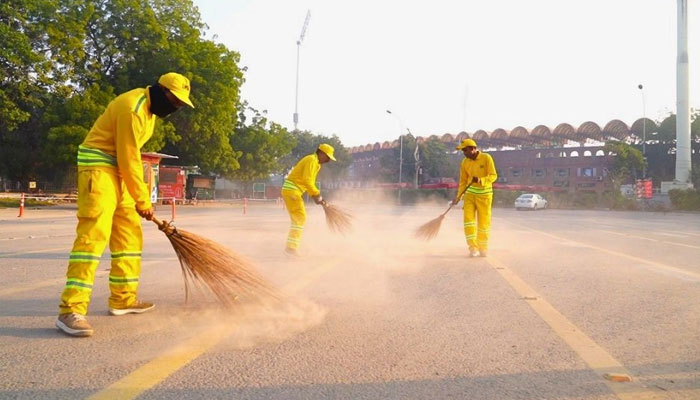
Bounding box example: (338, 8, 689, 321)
(193, 0, 699, 147)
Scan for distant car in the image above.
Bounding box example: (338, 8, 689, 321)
(514, 193, 547, 210)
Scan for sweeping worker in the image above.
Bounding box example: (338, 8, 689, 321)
(452, 139, 498, 257)
(56, 73, 194, 337)
(281, 144, 336, 255)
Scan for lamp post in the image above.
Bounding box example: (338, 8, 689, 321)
(386, 110, 404, 204)
(294, 10, 311, 132)
(638, 84, 646, 178)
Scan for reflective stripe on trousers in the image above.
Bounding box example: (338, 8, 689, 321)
(462, 192, 493, 251)
(59, 166, 143, 315)
(281, 188, 306, 250)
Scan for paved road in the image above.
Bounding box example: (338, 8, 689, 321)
(1, 203, 698, 399)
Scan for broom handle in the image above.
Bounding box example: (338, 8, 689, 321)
(441, 182, 472, 217)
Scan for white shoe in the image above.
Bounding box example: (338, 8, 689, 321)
(109, 301, 155, 316)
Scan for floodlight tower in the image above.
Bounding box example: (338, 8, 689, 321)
(294, 10, 311, 132)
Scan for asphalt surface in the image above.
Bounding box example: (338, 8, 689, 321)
(0, 202, 698, 399)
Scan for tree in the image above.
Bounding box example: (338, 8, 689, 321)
(1, 0, 246, 181)
(603, 142, 646, 186)
(228, 105, 295, 182)
(419, 137, 459, 182)
(281, 131, 352, 182)
(656, 110, 700, 144)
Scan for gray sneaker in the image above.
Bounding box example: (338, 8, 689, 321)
(478, 250, 488, 258)
(469, 248, 479, 257)
(109, 301, 155, 316)
(56, 313, 94, 337)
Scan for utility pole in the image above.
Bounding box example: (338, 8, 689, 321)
(294, 10, 311, 132)
(638, 84, 646, 178)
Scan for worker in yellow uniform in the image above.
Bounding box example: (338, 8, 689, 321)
(56, 73, 194, 337)
(452, 139, 498, 257)
(281, 144, 336, 255)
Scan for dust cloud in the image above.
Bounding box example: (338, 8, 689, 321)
(147, 191, 467, 350)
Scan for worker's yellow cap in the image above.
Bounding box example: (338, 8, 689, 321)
(318, 143, 336, 161)
(158, 72, 194, 108)
(456, 138, 477, 150)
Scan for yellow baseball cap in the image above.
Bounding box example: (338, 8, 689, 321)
(158, 72, 194, 108)
(456, 138, 477, 150)
(318, 143, 336, 161)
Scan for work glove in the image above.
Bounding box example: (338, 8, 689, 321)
(451, 198, 460, 206)
(471, 176, 480, 184)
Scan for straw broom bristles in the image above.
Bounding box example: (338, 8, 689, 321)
(152, 216, 280, 307)
(414, 184, 471, 241)
(414, 213, 448, 240)
(322, 203, 353, 234)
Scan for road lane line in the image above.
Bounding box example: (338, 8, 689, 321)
(86, 258, 342, 400)
(502, 221, 700, 282)
(0, 259, 176, 297)
(487, 256, 662, 400)
(598, 229, 700, 250)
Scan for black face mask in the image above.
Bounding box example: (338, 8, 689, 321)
(149, 83, 178, 118)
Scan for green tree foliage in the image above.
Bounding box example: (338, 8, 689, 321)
(380, 135, 456, 185)
(1, 0, 244, 180)
(603, 142, 646, 185)
(229, 105, 295, 182)
(281, 131, 352, 181)
(656, 110, 700, 144)
(420, 137, 459, 181)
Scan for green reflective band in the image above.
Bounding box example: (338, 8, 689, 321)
(463, 222, 476, 226)
(134, 95, 147, 113)
(466, 186, 493, 195)
(77, 145, 117, 167)
(282, 179, 301, 192)
(65, 278, 93, 290)
(109, 276, 139, 284)
(465, 235, 477, 239)
(69, 252, 101, 262)
(286, 237, 301, 244)
(290, 224, 304, 231)
(111, 252, 142, 259)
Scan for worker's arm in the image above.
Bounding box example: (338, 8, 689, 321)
(297, 156, 321, 197)
(453, 159, 470, 205)
(115, 111, 153, 213)
(480, 154, 498, 185)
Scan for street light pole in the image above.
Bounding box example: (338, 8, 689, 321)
(638, 84, 646, 178)
(386, 110, 404, 204)
(294, 10, 311, 132)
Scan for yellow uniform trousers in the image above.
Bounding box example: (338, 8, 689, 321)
(59, 166, 144, 315)
(281, 188, 306, 250)
(463, 192, 493, 252)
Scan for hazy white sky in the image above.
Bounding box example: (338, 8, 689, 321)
(194, 0, 699, 147)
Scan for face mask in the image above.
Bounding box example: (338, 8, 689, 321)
(149, 83, 178, 118)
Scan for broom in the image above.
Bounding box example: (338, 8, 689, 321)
(321, 202, 353, 234)
(414, 183, 471, 240)
(151, 216, 280, 307)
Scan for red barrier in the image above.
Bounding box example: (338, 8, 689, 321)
(18, 193, 25, 218)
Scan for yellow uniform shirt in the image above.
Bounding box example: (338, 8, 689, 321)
(283, 154, 321, 197)
(457, 152, 498, 195)
(80, 87, 156, 211)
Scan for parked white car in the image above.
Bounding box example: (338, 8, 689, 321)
(514, 193, 548, 210)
